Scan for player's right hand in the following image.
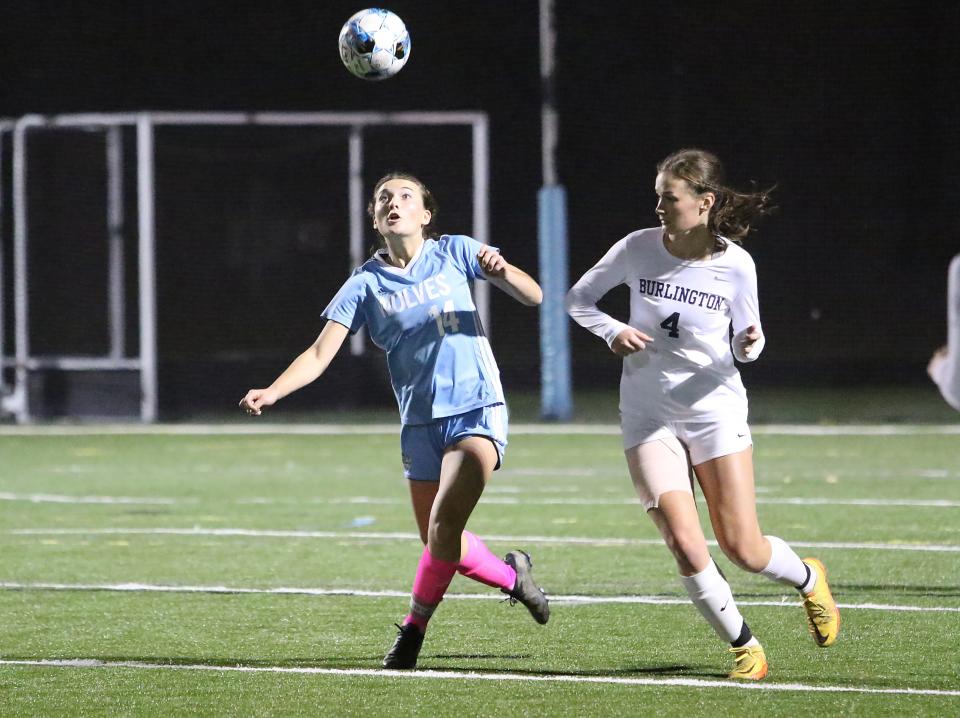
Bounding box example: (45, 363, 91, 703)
(239, 388, 278, 416)
(611, 327, 653, 357)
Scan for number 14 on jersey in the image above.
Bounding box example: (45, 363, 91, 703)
(428, 300, 461, 336)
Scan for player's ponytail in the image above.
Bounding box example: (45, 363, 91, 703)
(657, 149, 775, 242)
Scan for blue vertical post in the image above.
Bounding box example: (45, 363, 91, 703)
(538, 0, 572, 420)
(538, 184, 572, 420)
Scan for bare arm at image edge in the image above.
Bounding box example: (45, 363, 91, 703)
(928, 254, 960, 411)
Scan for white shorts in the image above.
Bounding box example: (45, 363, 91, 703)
(621, 413, 752, 467)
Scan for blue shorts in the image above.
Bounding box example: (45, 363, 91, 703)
(401, 404, 508, 481)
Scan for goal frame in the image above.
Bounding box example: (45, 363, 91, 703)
(0, 111, 490, 423)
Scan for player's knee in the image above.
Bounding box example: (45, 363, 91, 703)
(427, 517, 461, 554)
(718, 535, 768, 573)
(663, 526, 708, 572)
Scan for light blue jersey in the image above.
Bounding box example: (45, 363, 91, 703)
(322, 234, 505, 425)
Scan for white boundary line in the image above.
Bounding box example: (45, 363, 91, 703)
(0, 492, 177, 505)
(11, 527, 960, 553)
(2, 492, 958, 508)
(0, 423, 958, 436)
(331, 496, 960, 508)
(0, 658, 957, 697)
(1, 581, 955, 613)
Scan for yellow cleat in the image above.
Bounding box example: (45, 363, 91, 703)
(801, 558, 840, 647)
(728, 644, 768, 680)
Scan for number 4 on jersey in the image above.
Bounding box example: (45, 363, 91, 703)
(428, 300, 460, 336)
(660, 311, 680, 338)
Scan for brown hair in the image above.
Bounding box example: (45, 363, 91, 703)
(367, 172, 440, 241)
(657, 149, 775, 242)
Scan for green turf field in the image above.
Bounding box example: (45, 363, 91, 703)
(1, 426, 958, 716)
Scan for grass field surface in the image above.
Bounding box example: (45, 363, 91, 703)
(1, 424, 958, 716)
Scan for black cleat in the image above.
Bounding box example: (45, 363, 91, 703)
(502, 550, 550, 625)
(382, 622, 424, 669)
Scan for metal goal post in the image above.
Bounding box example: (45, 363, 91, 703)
(0, 111, 489, 423)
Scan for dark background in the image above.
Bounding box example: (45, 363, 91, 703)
(3, 1, 958, 418)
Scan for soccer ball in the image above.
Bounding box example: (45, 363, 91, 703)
(338, 8, 411, 81)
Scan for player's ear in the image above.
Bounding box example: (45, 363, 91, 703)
(699, 192, 716, 214)
(422, 209, 432, 226)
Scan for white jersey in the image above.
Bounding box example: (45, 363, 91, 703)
(566, 228, 765, 422)
(930, 254, 960, 411)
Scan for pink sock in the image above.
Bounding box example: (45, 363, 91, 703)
(403, 547, 458, 633)
(457, 531, 517, 591)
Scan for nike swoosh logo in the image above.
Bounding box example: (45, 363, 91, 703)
(720, 600, 729, 612)
(737, 433, 746, 438)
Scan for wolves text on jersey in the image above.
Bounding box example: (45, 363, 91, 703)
(376, 273, 453, 315)
(637, 278, 727, 312)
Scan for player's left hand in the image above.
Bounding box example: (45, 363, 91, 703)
(477, 246, 507, 278)
(928, 345, 948, 381)
(740, 324, 763, 356)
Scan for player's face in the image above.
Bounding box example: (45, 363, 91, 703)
(373, 179, 432, 240)
(654, 172, 710, 235)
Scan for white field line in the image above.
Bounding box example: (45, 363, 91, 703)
(3, 492, 957, 509)
(0, 492, 177, 505)
(0, 581, 956, 614)
(324, 496, 960, 508)
(10, 527, 960, 553)
(751, 497, 959, 507)
(0, 423, 959, 436)
(0, 658, 957, 698)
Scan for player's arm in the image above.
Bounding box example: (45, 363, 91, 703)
(566, 237, 648, 354)
(239, 320, 350, 415)
(477, 245, 543, 306)
(730, 260, 765, 362)
(928, 254, 960, 410)
(928, 346, 960, 410)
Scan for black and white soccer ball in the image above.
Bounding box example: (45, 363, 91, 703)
(338, 8, 411, 81)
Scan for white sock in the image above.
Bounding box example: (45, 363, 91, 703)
(760, 535, 815, 592)
(680, 561, 749, 644)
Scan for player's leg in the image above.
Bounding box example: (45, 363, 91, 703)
(409, 479, 519, 595)
(693, 442, 840, 647)
(434, 434, 549, 624)
(385, 432, 500, 669)
(429, 435, 496, 557)
(625, 437, 766, 679)
(450, 405, 549, 624)
(408, 405, 547, 622)
(385, 423, 459, 669)
(408, 479, 437, 545)
(386, 408, 549, 669)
